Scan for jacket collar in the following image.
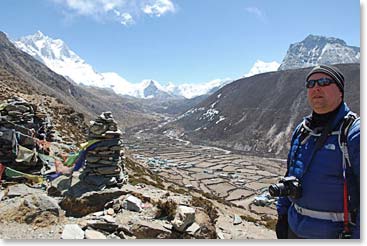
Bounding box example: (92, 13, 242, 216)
(304, 102, 350, 131)
(330, 102, 350, 129)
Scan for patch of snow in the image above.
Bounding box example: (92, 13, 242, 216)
(215, 116, 225, 124)
(199, 108, 219, 121)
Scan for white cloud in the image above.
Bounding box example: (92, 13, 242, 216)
(142, 0, 175, 17)
(51, 0, 175, 26)
(113, 10, 135, 26)
(245, 7, 267, 23)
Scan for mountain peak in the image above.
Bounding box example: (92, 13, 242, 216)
(15, 31, 83, 68)
(302, 34, 346, 47)
(146, 80, 158, 89)
(34, 30, 46, 38)
(20, 30, 50, 44)
(244, 60, 280, 78)
(142, 80, 168, 98)
(148, 80, 156, 86)
(278, 34, 360, 70)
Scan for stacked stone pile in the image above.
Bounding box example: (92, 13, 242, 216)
(0, 97, 37, 172)
(88, 111, 119, 139)
(0, 97, 52, 174)
(81, 112, 127, 187)
(36, 119, 58, 143)
(0, 96, 35, 124)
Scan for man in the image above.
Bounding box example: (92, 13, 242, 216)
(274, 64, 360, 239)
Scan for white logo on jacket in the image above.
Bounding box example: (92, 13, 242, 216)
(324, 144, 336, 150)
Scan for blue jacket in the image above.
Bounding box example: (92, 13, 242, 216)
(276, 103, 360, 239)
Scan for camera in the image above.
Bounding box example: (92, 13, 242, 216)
(268, 176, 302, 199)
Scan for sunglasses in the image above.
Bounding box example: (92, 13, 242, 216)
(305, 78, 335, 88)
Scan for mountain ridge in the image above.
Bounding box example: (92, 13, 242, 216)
(12, 32, 360, 100)
(13, 31, 232, 99)
(13, 31, 282, 99)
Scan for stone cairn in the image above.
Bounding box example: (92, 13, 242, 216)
(0, 97, 41, 173)
(80, 111, 127, 188)
(0, 96, 55, 141)
(0, 96, 35, 124)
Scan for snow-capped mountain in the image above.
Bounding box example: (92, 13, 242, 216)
(13, 32, 360, 99)
(14, 31, 105, 86)
(14, 31, 160, 98)
(13, 31, 233, 99)
(278, 35, 360, 70)
(165, 78, 233, 99)
(243, 60, 280, 78)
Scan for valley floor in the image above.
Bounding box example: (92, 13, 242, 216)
(124, 126, 287, 222)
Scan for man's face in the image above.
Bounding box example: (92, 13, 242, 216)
(307, 73, 342, 114)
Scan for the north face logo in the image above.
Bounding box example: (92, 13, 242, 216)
(324, 143, 336, 150)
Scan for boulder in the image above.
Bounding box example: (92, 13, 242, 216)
(87, 220, 119, 233)
(61, 224, 84, 239)
(186, 222, 200, 235)
(0, 193, 62, 226)
(233, 215, 242, 225)
(85, 229, 107, 239)
(23, 193, 61, 214)
(129, 220, 172, 239)
(60, 188, 124, 217)
(171, 205, 195, 232)
(102, 215, 116, 223)
(47, 175, 72, 197)
(6, 184, 43, 198)
(190, 208, 217, 239)
(123, 195, 142, 212)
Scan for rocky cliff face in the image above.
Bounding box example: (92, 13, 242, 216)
(278, 35, 360, 70)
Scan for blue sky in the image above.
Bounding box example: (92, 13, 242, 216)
(0, 0, 360, 85)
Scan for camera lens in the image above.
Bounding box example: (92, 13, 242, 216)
(269, 183, 288, 197)
(269, 184, 279, 197)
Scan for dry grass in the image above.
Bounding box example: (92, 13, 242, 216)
(154, 200, 177, 221)
(125, 157, 165, 189)
(240, 214, 258, 224)
(0, 199, 60, 227)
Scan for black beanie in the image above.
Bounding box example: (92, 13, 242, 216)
(306, 64, 345, 94)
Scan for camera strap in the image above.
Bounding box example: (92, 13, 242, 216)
(300, 115, 341, 179)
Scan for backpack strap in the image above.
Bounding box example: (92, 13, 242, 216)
(291, 118, 313, 146)
(337, 112, 358, 236)
(338, 112, 358, 168)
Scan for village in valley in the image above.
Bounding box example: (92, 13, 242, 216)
(124, 127, 286, 219)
